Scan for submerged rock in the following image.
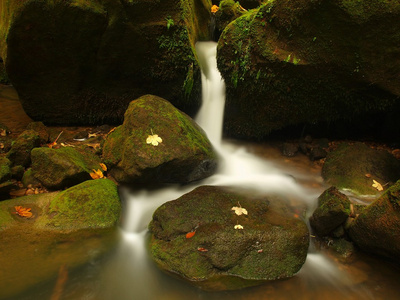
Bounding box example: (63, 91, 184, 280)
(322, 143, 400, 195)
(102, 95, 218, 184)
(309, 186, 351, 236)
(148, 185, 309, 291)
(0, 0, 211, 125)
(0, 179, 121, 231)
(6, 129, 41, 167)
(347, 180, 400, 263)
(31, 146, 102, 190)
(216, 1, 400, 139)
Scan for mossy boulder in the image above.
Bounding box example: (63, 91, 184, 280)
(216, 0, 400, 139)
(26, 121, 49, 144)
(102, 94, 218, 184)
(0, 156, 11, 184)
(0, 179, 121, 231)
(309, 186, 351, 236)
(6, 129, 41, 167)
(346, 180, 400, 263)
(148, 185, 309, 291)
(322, 143, 400, 195)
(0, 0, 211, 125)
(31, 146, 102, 190)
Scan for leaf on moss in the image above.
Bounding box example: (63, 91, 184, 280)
(372, 179, 383, 191)
(146, 134, 163, 146)
(0, 129, 6, 136)
(211, 5, 219, 13)
(234, 224, 244, 230)
(14, 206, 33, 218)
(231, 202, 248, 216)
(186, 231, 196, 239)
(99, 163, 107, 172)
(197, 247, 208, 252)
(90, 169, 104, 180)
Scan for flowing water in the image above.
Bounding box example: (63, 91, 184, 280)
(2, 42, 400, 300)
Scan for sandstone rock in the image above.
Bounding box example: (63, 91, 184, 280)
(148, 185, 309, 291)
(102, 95, 218, 184)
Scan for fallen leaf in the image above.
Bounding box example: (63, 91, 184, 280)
(48, 141, 57, 148)
(234, 224, 244, 230)
(99, 163, 107, 172)
(0, 143, 4, 149)
(146, 134, 163, 146)
(88, 133, 98, 138)
(211, 5, 219, 13)
(0, 129, 6, 136)
(231, 202, 248, 216)
(186, 231, 196, 239)
(87, 143, 101, 150)
(14, 206, 33, 218)
(372, 179, 383, 191)
(365, 173, 372, 178)
(107, 127, 117, 135)
(257, 249, 263, 253)
(197, 247, 208, 252)
(90, 169, 104, 180)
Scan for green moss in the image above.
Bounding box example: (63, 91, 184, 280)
(0, 156, 11, 183)
(36, 179, 121, 230)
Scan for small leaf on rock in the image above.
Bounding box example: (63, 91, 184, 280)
(90, 169, 104, 180)
(197, 247, 208, 252)
(372, 179, 383, 191)
(186, 231, 196, 239)
(14, 206, 33, 218)
(99, 163, 107, 172)
(234, 224, 244, 230)
(146, 134, 163, 146)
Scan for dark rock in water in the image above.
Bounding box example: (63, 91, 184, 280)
(73, 130, 89, 141)
(148, 185, 309, 291)
(347, 180, 400, 263)
(31, 146, 102, 190)
(0, 157, 11, 184)
(0, 0, 211, 125)
(6, 130, 41, 167)
(102, 95, 218, 184)
(26, 121, 49, 144)
(309, 146, 327, 161)
(282, 142, 299, 157)
(216, 1, 400, 139)
(310, 186, 351, 237)
(322, 142, 400, 195)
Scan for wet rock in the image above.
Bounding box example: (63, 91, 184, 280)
(0, 0, 211, 125)
(214, 0, 246, 35)
(0, 157, 11, 184)
(21, 168, 41, 188)
(31, 146, 102, 190)
(216, 1, 400, 139)
(309, 186, 351, 236)
(102, 95, 218, 184)
(6, 130, 41, 167)
(282, 142, 299, 157)
(10, 165, 24, 181)
(309, 146, 327, 161)
(26, 121, 49, 144)
(73, 130, 89, 141)
(347, 180, 400, 263)
(148, 185, 309, 291)
(322, 142, 400, 195)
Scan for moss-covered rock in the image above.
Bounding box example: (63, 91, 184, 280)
(0, 0, 211, 125)
(31, 146, 102, 190)
(148, 185, 309, 291)
(216, 0, 400, 139)
(0, 156, 11, 184)
(309, 186, 351, 236)
(6, 129, 41, 167)
(322, 143, 400, 195)
(214, 0, 246, 35)
(102, 94, 218, 184)
(26, 121, 49, 144)
(347, 180, 400, 263)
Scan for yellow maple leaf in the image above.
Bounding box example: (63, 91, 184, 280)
(14, 206, 33, 218)
(90, 169, 104, 179)
(234, 224, 244, 230)
(372, 179, 383, 191)
(211, 5, 219, 13)
(231, 202, 248, 216)
(146, 134, 163, 146)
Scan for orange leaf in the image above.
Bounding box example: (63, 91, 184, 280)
(99, 163, 107, 172)
(211, 5, 219, 13)
(14, 206, 33, 218)
(197, 247, 208, 252)
(90, 169, 104, 180)
(186, 231, 196, 239)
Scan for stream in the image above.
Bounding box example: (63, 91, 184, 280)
(2, 42, 400, 300)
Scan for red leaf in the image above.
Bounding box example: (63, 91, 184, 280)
(197, 247, 208, 252)
(186, 231, 196, 239)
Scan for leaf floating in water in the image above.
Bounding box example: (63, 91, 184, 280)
(186, 231, 196, 239)
(146, 134, 163, 146)
(372, 180, 383, 191)
(90, 169, 104, 180)
(234, 224, 244, 230)
(14, 206, 33, 218)
(231, 202, 248, 216)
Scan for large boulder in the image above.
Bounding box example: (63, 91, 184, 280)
(309, 186, 351, 236)
(148, 185, 309, 291)
(0, 178, 121, 231)
(0, 156, 11, 184)
(102, 94, 218, 184)
(31, 146, 103, 190)
(347, 180, 400, 263)
(322, 142, 400, 195)
(0, 0, 211, 125)
(216, 0, 400, 139)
